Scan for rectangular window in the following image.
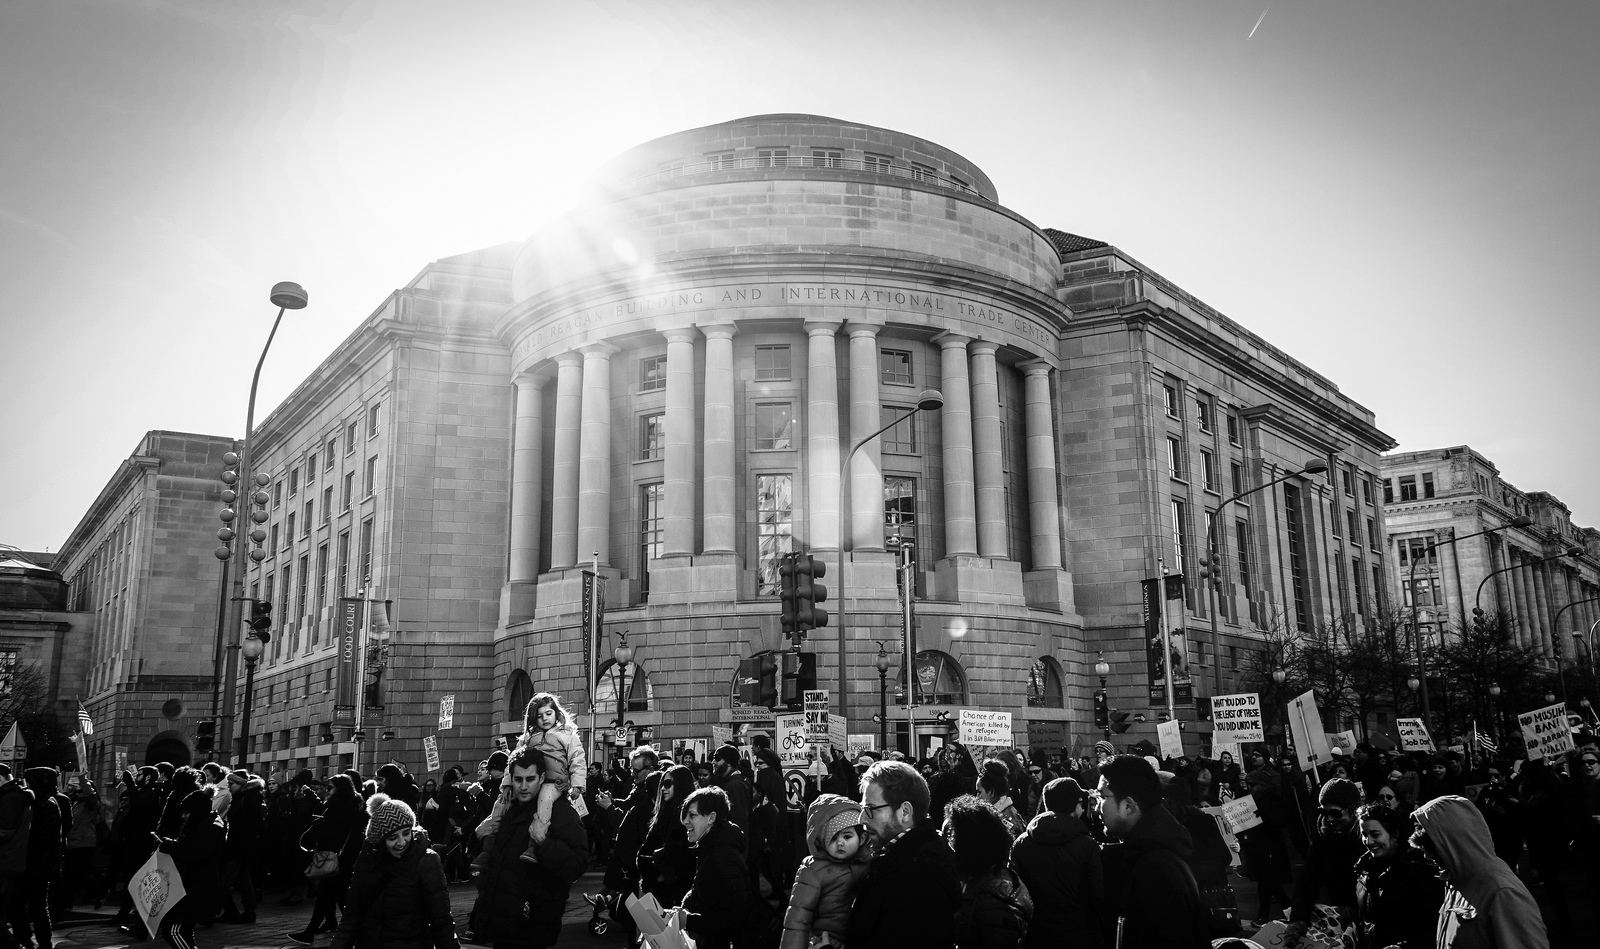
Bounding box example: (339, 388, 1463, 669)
(639, 483, 664, 602)
(368, 404, 380, 438)
(1229, 645, 1240, 670)
(756, 475, 794, 595)
(277, 566, 291, 658)
(1399, 537, 1436, 566)
(1402, 576, 1443, 609)
(1167, 436, 1186, 480)
(336, 531, 351, 598)
(326, 441, 336, 468)
(345, 422, 357, 453)
(1399, 475, 1418, 501)
(1422, 472, 1435, 498)
(273, 481, 283, 508)
(364, 456, 376, 496)
(303, 499, 313, 533)
(1352, 558, 1369, 621)
(322, 486, 333, 522)
(269, 524, 279, 554)
(1226, 413, 1241, 447)
(359, 517, 374, 589)
(810, 148, 842, 168)
(1372, 565, 1386, 613)
(1383, 478, 1394, 504)
(1171, 500, 1189, 575)
(1196, 397, 1214, 433)
(756, 148, 789, 167)
(285, 513, 296, 546)
(885, 476, 918, 544)
(881, 406, 917, 453)
(639, 413, 665, 460)
(910, 161, 935, 181)
(342, 472, 354, 510)
(1200, 449, 1217, 491)
(754, 403, 794, 450)
(1163, 384, 1179, 418)
(1361, 477, 1372, 505)
(707, 150, 735, 171)
(1284, 484, 1311, 632)
(1346, 511, 1360, 545)
(1231, 462, 1246, 497)
(639, 354, 667, 392)
(314, 542, 329, 645)
(1235, 520, 1253, 593)
(306, 455, 316, 484)
(754, 345, 791, 381)
(879, 349, 913, 386)
(263, 573, 275, 630)
(863, 153, 893, 173)
(1342, 467, 1354, 496)
(1367, 518, 1378, 550)
(289, 468, 299, 497)
(295, 554, 310, 651)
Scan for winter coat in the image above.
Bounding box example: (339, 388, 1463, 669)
(24, 773, 63, 874)
(681, 819, 756, 949)
(848, 821, 962, 949)
(1412, 796, 1547, 949)
(989, 795, 1026, 838)
(1290, 822, 1364, 923)
(161, 811, 226, 921)
(330, 829, 458, 949)
(0, 781, 33, 876)
(955, 867, 1031, 949)
(602, 772, 659, 893)
(780, 794, 870, 949)
(1353, 847, 1446, 949)
(225, 778, 267, 859)
(1172, 801, 1231, 888)
(1009, 810, 1104, 948)
(929, 751, 979, 827)
(1100, 804, 1210, 949)
(469, 794, 589, 949)
(521, 725, 586, 789)
(68, 797, 99, 850)
(711, 769, 751, 833)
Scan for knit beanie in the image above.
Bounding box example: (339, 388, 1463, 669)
(1319, 777, 1362, 811)
(365, 793, 417, 842)
(823, 810, 862, 845)
(486, 751, 509, 772)
(1094, 741, 1114, 756)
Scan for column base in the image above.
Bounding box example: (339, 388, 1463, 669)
(498, 580, 538, 628)
(931, 556, 1026, 606)
(533, 566, 621, 622)
(837, 551, 899, 603)
(643, 553, 738, 603)
(1023, 568, 1078, 616)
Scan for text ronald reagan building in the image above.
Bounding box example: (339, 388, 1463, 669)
(114, 115, 1394, 776)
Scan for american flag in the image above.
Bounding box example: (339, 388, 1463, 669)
(1474, 721, 1497, 754)
(76, 706, 93, 737)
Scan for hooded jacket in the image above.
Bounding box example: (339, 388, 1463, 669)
(160, 791, 226, 921)
(331, 828, 458, 949)
(780, 794, 871, 949)
(1412, 796, 1547, 949)
(1100, 803, 1209, 949)
(1009, 810, 1104, 948)
(848, 820, 962, 949)
(954, 866, 1032, 949)
(682, 818, 756, 949)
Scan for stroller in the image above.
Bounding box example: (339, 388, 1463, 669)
(583, 889, 621, 937)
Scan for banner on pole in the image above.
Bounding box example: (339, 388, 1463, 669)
(958, 710, 1013, 747)
(1287, 690, 1331, 772)
(333, 598, 364, 723)
(582, 569, 604, 707)
(776, 713, 808, 768)
(1142, 577, 1193, 705)
(422, 736, 441, 773)
(1519, 703, 1574, 761)
(1397, 718, 1435, 753)
(438, 694, 455, 730)
(1210, 693, 1264, 743)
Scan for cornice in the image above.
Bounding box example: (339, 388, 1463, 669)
(56, 454, 160, 568)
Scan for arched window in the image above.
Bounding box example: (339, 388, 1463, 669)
(506, 669, 534, 721)
(595, 659, 652, 712)
(1026, 656, 1064, 708)
(900, 650, 967, 706)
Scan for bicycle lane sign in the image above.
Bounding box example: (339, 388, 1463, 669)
(777, 712, 808, 768)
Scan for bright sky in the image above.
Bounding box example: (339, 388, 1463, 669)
(4, 0, 1597, 552)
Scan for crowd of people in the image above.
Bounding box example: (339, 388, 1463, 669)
(0, 696, 1593, 949)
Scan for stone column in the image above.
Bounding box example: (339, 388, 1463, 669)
(701, 324, 738, 554)
(578, 343, 618, 566)
(1020, 361, 1063, 570)
(1532, 561, 1555, 658)
(508, 371, 545, 584)
(846, 324, 884, 552)
(663, 328, 698, 557)
(548, 352, 584, 570)
(806, 321, 842, 551)
(1510, 550, 1534, 649)
(934, 332, 978, 557)
(969, 341, 1008, 559)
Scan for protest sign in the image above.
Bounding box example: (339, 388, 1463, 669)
(1221, 793, 1263, 833)
(803, 690, 830, 745)
(1210, 693, 1264, 743)
(958, 709, 1013, 747)
(776, 713, 808, 768)
(423, 735, 440, 772)
(1287, 690, 1332, 772)
(438, 694, 455, 730)
(1326, 731, 1357, 755)
(1157, 719, 1184, 759)
(1397, 718, 1434, 753)
(846, 734, 875, 757)
(1519, 702, 1575, 761)
(129, 850, 186, 937)
(827, 715, 847, 751)
(710, 724, 733, 748)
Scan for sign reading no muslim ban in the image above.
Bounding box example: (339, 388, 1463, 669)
(1520, 702, 1575, 761)
(1210, 693, 1264, 743)
(1397, 718, 1435, 753)
(958, 710, 1013, 748)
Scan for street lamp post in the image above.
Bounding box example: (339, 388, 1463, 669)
(1549, 596, 1600, 709)
(1095, 654, 1111, 742)
(1488, 684, 1504, 743)
(875, 642, 890, 752)
(216, 282, 308, 765)
(237, 633, 266, 771)
(835, 389, 942, 725)
(613, 633, 633, 758)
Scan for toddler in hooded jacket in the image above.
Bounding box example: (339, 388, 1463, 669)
(780, 793, 872, 949)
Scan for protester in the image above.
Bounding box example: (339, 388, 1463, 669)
(153, 787, 225, 949)
(218, 771, 265, 925)
(780, 793, 871, 949)
(848, 760, 961, 949)
(1010, 777, 1104, 949)
(1351, 803, 1443, 949)
(1412, 795, 1547, 949)
(329, 794, 458, 949)
(375, 765, 420, 811)
(291, 774, 368, 945)
(1283, 778, 1364, 947)
(944, 795, 1031, 949)
(638, 765, 696, 911)
(14, 767, 63, 949)
(1097, 755, 1208, 949)
(64, 778, 101, 908)
(709, 745, 751, 833)
(1239, 752, 1293, 926)
(975, 761, 1026, 838)
(113, 767, 161, 936)
(674, 786, 757, 949)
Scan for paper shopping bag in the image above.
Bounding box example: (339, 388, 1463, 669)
(128, 849, 187, 935)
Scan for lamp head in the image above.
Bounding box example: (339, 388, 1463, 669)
(1507, 515, 1535, 528)
(1407, 676, 1420, 692)
(269, 282, 308, 310)
(1094, 656, 1111, 678)
(1272, 669, 1287, 685)
(614, 634, 632, 666)
(915, 389, 944, 412)
(875, 642, 890, 673)
(241, 635, 266, 661)
(1299, 459, 1330, 475)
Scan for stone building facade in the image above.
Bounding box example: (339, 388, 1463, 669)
(1382, 446, 1600, 666)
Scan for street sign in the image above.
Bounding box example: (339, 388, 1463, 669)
(783, 769, 807, 809)
(776, 713, 808, 768)
(730, 705, 775, 724)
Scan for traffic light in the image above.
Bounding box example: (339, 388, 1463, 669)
(249, 599, 274, 642)
(779, 555, 800, 637)
(1093, 689, 1109, 729)
(1110, 711, 1133, 734)
(1471, 607, 1486, 635)
(195, 720, 216, 754)
(1197, 548, 1222, 589)
(780, 651, 817, 711)
(795, 554, 829, 632)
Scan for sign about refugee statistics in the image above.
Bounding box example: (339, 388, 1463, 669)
(1397, 718, 1435, 753)
(958, 710, 1013, 747)
(1210, 693, 1263, 743)
(1519, 702, 1574, 761)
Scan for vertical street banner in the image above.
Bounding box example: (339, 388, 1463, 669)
(1397, 718, 1435, 753)
(1519, 702, 1574, 761)
(582, 567, 603, 706)
(422, 736, 441, 773)
(1286, 689, 1332, 772)
(334, 597, 364, 723)
(1143, 577, 1194, 705)
(1211, 693, 1264, 743)
(438, 694, 455, 730)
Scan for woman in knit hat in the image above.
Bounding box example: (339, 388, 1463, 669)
(326, 794, 459, 949)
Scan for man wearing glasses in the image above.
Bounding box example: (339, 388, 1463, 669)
(1282, 778, 1362, 948)
(847, 760, 959, 948)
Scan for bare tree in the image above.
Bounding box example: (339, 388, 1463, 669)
(0, 661, 73, 769)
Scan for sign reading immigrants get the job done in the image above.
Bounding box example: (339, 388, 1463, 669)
(958, 710, 1013, 747)
(1397, 718, 1435, 752)
(1519, 702, 1575, 761)
(1210, 693, 1264, 743)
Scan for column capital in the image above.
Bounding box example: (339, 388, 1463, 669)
(1017, 358, 1055, 378)
(664, 326, 699, 344)
(843, 321, 882, 338)
(804, 319, 843, 337)
(698, 322, 738, 341)
(969, 340, 1000, 357)
(514, 366, 554, 388)
(932, 330, 972, 350)
(580, 342, 620, 359)
(555, 350, 584, 368)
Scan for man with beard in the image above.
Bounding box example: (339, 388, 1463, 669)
(1096, 756, 1207, 949)
(848, 760, 959, 948)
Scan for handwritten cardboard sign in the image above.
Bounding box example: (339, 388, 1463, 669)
(1397, 718, 1435, 753)
(1157, 719, 1184, 759)
(422, 735, 440, 772)
(1210, 693, 1264, 743)
(803, 690, 830, 745)
(1519, 702, 1574, 761)
(438, 694, 455, 730)
(958, 709, 1013, 747)
(1221, 793, 1263, 833)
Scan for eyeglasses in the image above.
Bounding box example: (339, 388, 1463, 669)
(1318, 807, 1348, 819)
(1583, 759, 1600, 768)
(1028, 768, 1042, 775)
(1377, 793, 1396, 801)
(860, 801, 896, 817)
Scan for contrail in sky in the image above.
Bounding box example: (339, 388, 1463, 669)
(1249, 2, 1273, 38)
